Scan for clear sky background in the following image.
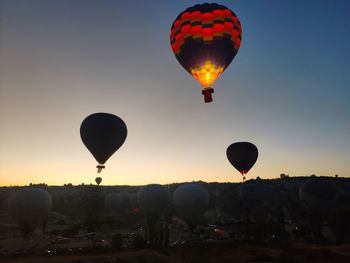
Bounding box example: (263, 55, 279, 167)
(0, 0, 349, 186)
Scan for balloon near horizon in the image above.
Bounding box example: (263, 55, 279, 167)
(95, 177, 102, 185)
(226, 142, 258, 181)
(170, 3, 242, 103)
(80, 113, 127, 174)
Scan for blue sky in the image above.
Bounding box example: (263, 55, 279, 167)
(0, 0, 349, 185)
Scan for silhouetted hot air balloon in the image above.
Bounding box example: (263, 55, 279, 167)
(173, 184, 209, 229)
(170, 3, 242, 103)
(8, 188, 52, 238)
(138, 184, 171, 247)
(95, 177, 102, 185)
(138, 184, 171, 221)
(80, 113, 127, 173)
(226, 142, 258, 181)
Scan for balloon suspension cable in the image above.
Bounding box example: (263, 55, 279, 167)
(241, 170, 247, 182)
(202, 88, 214, 103)
(96, 164, 105, 173)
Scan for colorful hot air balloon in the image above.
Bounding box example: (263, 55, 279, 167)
(80, 113, 127, 173)
(226, 142, 258, 180)
(170, 3, 242, 103)
(95, 176, 102, 185)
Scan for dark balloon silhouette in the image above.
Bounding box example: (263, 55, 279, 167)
(170, 3, 242, 103)
(95, 176, 102, 185)
(8, 188, 52, 237)
(226, 142, 258, 180)
(138, 184, 171, 220)
(138, 184, 171, 247)
(173, 184, 209, 229)
(80, 113, 127, 173)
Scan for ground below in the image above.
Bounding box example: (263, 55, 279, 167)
(2, 241, 350, 263)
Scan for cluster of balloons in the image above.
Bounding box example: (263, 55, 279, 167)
(7, 3, 261, 242)
(78, 4, 257, 183)
(102, 183, 210, 246)
(80, 111, 258, 182)
(136, 183, 209, 246)
(8, 178, 341, 242)
(105, 184, 210, 230)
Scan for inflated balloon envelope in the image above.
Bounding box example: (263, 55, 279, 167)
(173, 184, 209, 228)
(95, 176, 102, 185)
(170, 3, 242, 103)
(80, 113, 127, 173)
(8, 188, 52, 237)
(138, 184, 171, 219)
(226, 142, 258, 181)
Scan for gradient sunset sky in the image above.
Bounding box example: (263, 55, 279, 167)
(1, 0, 349, 186)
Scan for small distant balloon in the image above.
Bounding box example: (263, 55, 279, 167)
(8, 188, 52, 237)
(95, 177, 102, 185)
(226, 142, 258, 180)
(80, 113, 127, 173)
(170, 3, 242, 103)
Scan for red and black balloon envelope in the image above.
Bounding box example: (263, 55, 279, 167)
(80, 113, 127, 173)
(170, 3, 242, 103)
(226, 142, 258, 178)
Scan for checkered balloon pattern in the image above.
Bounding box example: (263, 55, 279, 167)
(170, 3, 242, 89)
